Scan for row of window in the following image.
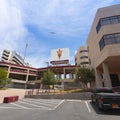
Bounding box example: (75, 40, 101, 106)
(96, 15, 120, 33)
(99, 33, 120, 50)
(80, 62, 89, 65)
(80, 50, 88, 53)
(80, 56, 88, 59)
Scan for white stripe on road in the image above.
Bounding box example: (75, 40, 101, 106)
(52, 100, 65, 110)
(66, 99, 82, 102)
(21, 99, 57, 107)
(10, 103, 29, 109)
(25, 98, 61, 105)
(0, 106, 22, 109)
(18, 101, 52, 110)
(85, 101, 91, 113)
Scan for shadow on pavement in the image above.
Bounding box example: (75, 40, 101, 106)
(90, 102, 120, 116)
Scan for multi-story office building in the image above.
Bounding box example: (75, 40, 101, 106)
(75, 46, 89, 67)
(1, 49, 30, 66)
(87, 4, 120, 88)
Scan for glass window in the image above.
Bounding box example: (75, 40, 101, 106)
(115, 37, 120, 43)
(102, 18, 111, 25)
(80, 56, 88, 59)
(104, 34, 114, 39)
(115, 33, 120, 43)
(99, 38, 105, 50)
(96, 21, 101, 33)
(105, 38, 115, 45)
(118, 16, 120, 22)
(80, 50, 88, 53)
(100, 33, 120, 50)
(80, 62, 89, 65)
(96, 15, 120, 33)
(114, 33, 120, 37)
(110, 16, 119, 24)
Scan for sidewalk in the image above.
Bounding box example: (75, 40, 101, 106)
(0, 88, 26, 103)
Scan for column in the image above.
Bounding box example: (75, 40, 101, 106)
(25, 69, 29, 89)
(63, 68, 66, 79)
(7, 66, 11, 78)
(102, 63, 112, 88)
(95, 68, 102, 87)
(62, 68, 66, 89)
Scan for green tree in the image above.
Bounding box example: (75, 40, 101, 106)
(75, 67, 95, 88)
(75, 67, 81, 82)
(0, 68, 11, 88)
(41, 69, 56, 90)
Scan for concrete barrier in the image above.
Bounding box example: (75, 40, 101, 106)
(3, 96, 19, 103)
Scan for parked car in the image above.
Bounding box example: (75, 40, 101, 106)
(91, 87, 120, 110)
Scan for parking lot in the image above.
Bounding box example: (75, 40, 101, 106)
(0, 98, 120, 120)
(0, 98, 64, 110)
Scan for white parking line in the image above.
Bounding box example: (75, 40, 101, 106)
(66, 99, 82, 102)
(25, 98, 61, 105)
(21, 99, 57, 107)
(10, 103, 29, 109)
(52, 100, 65, 110)
(85, 101, 91, 113)
(18, 101, 52, 110)
(0, 106, 22, 109)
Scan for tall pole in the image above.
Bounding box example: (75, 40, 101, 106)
(46, 62, 49, 67)
(24, 43, 28, 92)
(24, 43, 28, 61)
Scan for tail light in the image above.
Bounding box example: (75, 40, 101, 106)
(99, 97, 104, 103)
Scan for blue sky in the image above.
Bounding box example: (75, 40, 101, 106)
(0, 0, 120, 68)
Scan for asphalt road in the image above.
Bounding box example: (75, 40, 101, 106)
(0, 98, 120, 120)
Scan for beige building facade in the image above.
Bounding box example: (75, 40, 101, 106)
(87, 4, 120, 88)
(75, 46, 89, 67)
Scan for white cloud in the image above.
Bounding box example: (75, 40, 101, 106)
(15, 0, 117, 37)
(0, 0, 119, 67)
(27, 55, 50, 68)
(0, 0, 27, 56)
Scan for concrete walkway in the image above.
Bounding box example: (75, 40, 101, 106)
(0, 89, 26, 103)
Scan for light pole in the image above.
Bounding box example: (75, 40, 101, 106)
(24, 43, 28, 61)
(24, 43, 28, 93)
(45, 62, 49, 67)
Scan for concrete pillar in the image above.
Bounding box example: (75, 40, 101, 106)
(40, 84, 43, 89)
(63, 68, 66, 79)
(61, 81, 64, 90)
(25, 69, 29, 89)
(102, 63, 112, 88)
(72, 73, 74, 79)
(95, 68, 102, 87)
(7, 66, 11, 78)
(26, 69, 29, 82)
(69, 73, 72, 79)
